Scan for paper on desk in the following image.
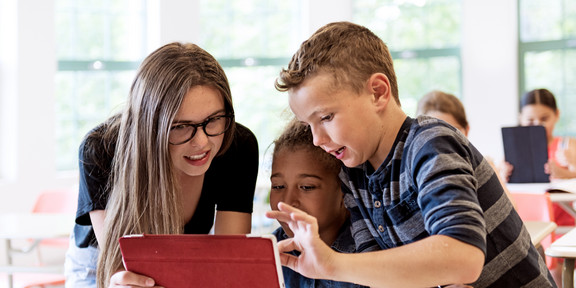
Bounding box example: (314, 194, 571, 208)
(507, 179, 576, 194)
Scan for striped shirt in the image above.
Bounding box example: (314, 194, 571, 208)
(342, 116, 556, 288)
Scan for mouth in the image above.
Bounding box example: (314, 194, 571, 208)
(184, 152, 208, 161)
(328, 147, 345, 159)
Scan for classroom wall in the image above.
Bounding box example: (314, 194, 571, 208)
(462, 0, 519, 161)
(0, 0, 520, 212)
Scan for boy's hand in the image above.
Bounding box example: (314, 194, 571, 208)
(266, 202, 337, 280)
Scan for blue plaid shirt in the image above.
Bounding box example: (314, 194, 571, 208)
(342, 116, 556, 288)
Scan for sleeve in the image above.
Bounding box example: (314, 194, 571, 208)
(75, 133, 112, 226)
(208, 123, 259, 213)
(407, 124, 487, 252)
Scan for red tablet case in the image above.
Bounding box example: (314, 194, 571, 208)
(119, 234, 285, 288)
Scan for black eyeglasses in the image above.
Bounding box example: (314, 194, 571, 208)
(169, 114, 233, 145)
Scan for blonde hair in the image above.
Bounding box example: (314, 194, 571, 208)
(275, 21, 400, 105)
(417, 90, 468, 130)
(97, 42, 234, 287)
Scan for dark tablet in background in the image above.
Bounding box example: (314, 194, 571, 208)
(501, 126, 549, 183)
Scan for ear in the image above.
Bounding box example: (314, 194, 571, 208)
(367, 73, 392, 109)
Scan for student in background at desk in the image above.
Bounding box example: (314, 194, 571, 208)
(266, 21, 555, 287)
(518, 88, 576, 180)
(63, 42, 259, 288)
(416, 90, 516, 209)
(516, 88, 576, 227)
(269, 119, 372, 288)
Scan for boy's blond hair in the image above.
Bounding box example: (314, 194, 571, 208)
(275, 21, 400, 105)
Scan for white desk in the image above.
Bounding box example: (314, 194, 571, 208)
(546, 228, 576, 288)
(0, 213, 74, 288)
(525, 221, 557, 249)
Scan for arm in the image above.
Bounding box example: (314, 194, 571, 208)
(551, 137, 576, 178)
(89, 210, 106, 247)
(91, 210, 161, 288)
(486, 158, 517, 210)
(214, 210, 252, 234)
(267, 202, 484, 288)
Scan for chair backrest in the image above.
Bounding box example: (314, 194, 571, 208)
(510, 192, 554, 222)
(31, 189, 78, 214)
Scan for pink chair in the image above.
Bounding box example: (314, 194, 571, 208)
(510, 192, 557, 269)
(10, 189, 77, 288)
(30, 189, 77, 250)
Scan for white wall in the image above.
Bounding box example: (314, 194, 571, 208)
(0, 0, 522, 212)
(462, 0, 520, 160)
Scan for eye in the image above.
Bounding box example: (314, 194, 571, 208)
(171, 124, 189, 130)
(271, 184, 285, 190)
(320, 113, 334, 122)
(300, 185, 316, 191)
(208, 115, 224, 122)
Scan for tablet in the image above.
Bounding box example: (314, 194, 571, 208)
(119, 234, 285, 288)
(501, 125, 549, 183)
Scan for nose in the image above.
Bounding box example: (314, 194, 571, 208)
(188, 128, 210, 147)
(283, 187, 300, 208)
(310, 125, 328, 147)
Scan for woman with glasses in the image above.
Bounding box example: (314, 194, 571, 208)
(64, 42, 259, 288)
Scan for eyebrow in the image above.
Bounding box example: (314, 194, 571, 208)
(172, 109, 226, 124)
(270, 173, 323, 180)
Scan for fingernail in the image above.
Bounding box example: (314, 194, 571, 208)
(146, 279, 155, 286)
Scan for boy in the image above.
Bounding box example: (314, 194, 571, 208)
(266, 21, 555, 288)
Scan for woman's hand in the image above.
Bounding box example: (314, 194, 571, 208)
(109, 270, 161, 288)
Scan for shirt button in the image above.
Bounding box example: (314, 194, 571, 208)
(378, 225, 385, 232)
(374, 200, 381, 208)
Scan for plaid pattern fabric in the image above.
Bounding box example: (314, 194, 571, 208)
(341, 116, 556, 288)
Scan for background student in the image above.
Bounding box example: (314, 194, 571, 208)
(516, 88, 576, 227)
(266, 21, 555, 287)
(518, 88, 576, 180)
(416, 90, 516, 209)
(269, 119, 372, 288)
(64, 42, 259, 288)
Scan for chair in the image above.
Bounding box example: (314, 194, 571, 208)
(30, 189, 78, 253)
(9, 189, 77, 288)
(510, 192, 557, 269)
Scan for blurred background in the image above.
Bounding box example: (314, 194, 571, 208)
(0, 0, 575, 226)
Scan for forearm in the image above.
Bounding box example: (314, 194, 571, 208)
(214, 211, 252, 234)
(328, 235, 484, 288)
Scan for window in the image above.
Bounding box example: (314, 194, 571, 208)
(199, 0, 301, 153)
(519, 0, 576, 135)
(353, 0, 462, 116)
(199, 0, 304, 233)
(55, 0, 148, 170)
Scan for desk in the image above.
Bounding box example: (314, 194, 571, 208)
(0, 213, 74, 288)
(546, 228, 576, 288)
(526, 221, 557, 249)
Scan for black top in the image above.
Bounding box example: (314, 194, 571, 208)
(73, 122, 259, 248)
